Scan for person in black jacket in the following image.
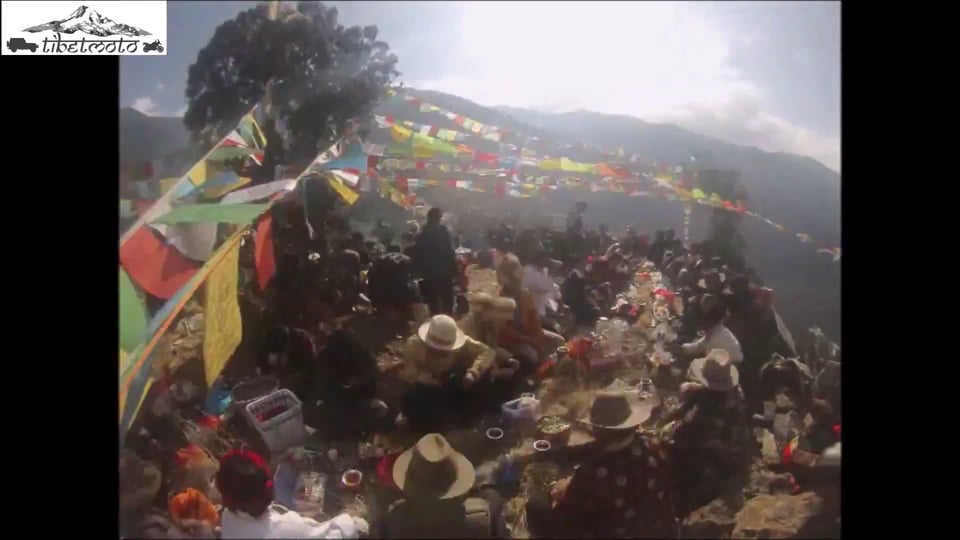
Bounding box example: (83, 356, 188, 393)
(414, 207, 458, 316)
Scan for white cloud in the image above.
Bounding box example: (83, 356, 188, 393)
(131, 96, 159, 116)
(174, 104, 187, 117)
(155, 82, 166, 92)
(659, 91, 840, 172)
(412, 1, 839, 171)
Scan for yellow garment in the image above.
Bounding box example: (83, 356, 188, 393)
(400, 334, 495, 384)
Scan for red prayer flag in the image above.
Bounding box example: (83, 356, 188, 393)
(495, 181, 506, 198)
(396, 177, 409, 194)
(255, 214, 276, 291)
(120, 227, 199, 300)
(446, 179, 457, 187)
(474, 153, 498, 167)
(415, 161, 427, 170)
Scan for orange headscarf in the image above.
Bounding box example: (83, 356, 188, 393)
(169, 488, 220, 527)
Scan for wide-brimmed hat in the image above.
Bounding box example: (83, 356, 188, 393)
(579, 391, 653, 430)
(688, 349, 740, 391)
(392, 434, 476, 500)
(418, 315, 467, 351)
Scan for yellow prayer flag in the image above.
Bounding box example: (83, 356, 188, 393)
(187, 160, 209, 187)
(540, 159, 562, 171)
(202, 241, 242, 386)
(244, 112, 267, 148)
(157, 177, 181, 196)
(201, 176, 252, 199)
(413, 147, 435, 159)
(470, 122, 483, 134)
(391, 124, 413, 142)
(328, 175, 359, 205)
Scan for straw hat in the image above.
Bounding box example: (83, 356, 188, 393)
(579, 391, 653, 430)
(688, 349, 740, 391)
(392, 434, 476, 500)
(418, 315, 467, 351)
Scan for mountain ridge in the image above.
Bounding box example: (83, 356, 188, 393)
(24, 5, 151, 37)
(119, 87, 841, 340)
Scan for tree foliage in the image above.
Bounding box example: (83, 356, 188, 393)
(184, 1, 399, 180)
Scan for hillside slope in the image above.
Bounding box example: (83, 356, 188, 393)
(120, 107, 192, 163)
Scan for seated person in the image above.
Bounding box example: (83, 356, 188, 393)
(216, 450, 368, 539)
(377, 434, 509, 538)
(525, 392, 676, 538)
(521, 251, 562, 319)
(562, 257, 601, 327)
(310, 326, 390, 435)
(496, 254, 564, 370)
(259, 325, 318, 401)
(368, 251, 418, 319)
(399, 315, 496, 432)
(665, 350, 751, 518)
(677, 294, 744, 364)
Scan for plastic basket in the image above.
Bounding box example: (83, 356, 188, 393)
(243, 389, 306, 456)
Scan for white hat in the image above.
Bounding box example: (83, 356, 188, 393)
(688, 349, 740, 391)
(418, 315, 467, 351)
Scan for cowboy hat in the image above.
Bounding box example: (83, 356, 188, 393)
(688, 349, 740, 391)
(418, 315, 467, 351)
(392, 434, 476, 500)
(579, 391, 653, 430)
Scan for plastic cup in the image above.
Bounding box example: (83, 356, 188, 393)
(533, 440, 552, 452)
(486, 427, 505, 441)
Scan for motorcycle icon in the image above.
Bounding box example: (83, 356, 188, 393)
(143, 40, 164, 53)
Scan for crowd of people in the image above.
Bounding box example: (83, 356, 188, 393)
(121, 191, 841, 538)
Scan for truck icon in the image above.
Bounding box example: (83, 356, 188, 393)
(6, 37, 38, 52)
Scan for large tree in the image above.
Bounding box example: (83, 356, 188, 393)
(184, 1, 399, 181)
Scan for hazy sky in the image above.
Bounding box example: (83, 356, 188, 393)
(121, 1, 840, 172)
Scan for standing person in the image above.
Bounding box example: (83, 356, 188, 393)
(216, 450, 369, 539)
(374, 218, 395, 247)
(414, 207, 458, 316)
(566, 201, 588, 234)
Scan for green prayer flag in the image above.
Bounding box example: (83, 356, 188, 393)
(151, 203, 271, 225)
